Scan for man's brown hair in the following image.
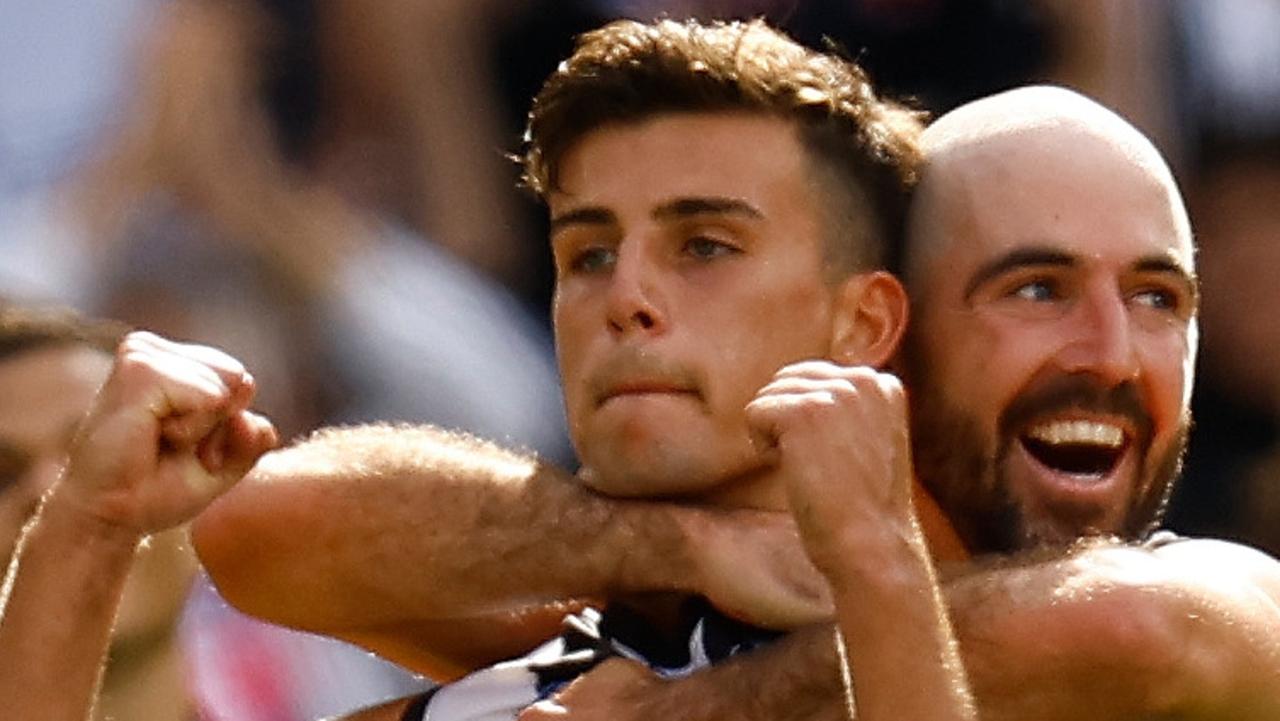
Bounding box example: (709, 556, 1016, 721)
(521, 18, 925, 273)
(0, 303, 128, 362)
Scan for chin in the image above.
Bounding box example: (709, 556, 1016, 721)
(580, 447, 722, 499)
(582, 465, 714, 499)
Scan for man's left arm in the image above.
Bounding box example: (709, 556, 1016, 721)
(516, 534, 1280, 721)
(924, 534, 1278, 721)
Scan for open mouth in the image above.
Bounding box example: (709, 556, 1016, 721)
(1019, 420, 1127, 477)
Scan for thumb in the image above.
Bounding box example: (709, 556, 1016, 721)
(743, 396, 783, 467)
(201, 411, 277, 490)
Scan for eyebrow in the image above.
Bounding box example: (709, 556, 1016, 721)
(651, 196, 764, 222)
(549, 207, 616, 236)
(1133, 253, 1201, 306)
(549, 196, 764, 237)
(962, 246, 1202, 306)
(963, 247, 1075, 302)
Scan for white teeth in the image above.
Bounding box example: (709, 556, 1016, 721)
(1026, 420, 1124, 448)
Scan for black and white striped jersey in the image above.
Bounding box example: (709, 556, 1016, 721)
(404, 598, 780, 720)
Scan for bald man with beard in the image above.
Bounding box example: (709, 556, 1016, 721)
(198, 83, 1280, 721)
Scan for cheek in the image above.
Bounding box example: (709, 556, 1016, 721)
(710, 272, 832, 356)
(1142, 332, 1194, 434)
(942, 318, 1079, 442)
(551, 299, 594, 414)
(919, 316, 1029, 404)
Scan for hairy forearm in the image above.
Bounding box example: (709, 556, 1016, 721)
(0, 488, 142, 721)
(611, 538, 1280, 721)
(193, 425, 696, 636)
(622, 624, 846, 721)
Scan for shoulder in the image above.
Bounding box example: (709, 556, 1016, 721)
(1143, 535, 1280, 603)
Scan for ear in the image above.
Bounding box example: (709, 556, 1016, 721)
(829, 271, 908, 368)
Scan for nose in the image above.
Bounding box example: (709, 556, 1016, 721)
(1057, 283, 1140, 386)
(605, 245, 666, 337)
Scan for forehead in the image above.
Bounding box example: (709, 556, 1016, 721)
(0, 345, 111, 452)
(921, 129, 1194, 277)
(549, 112, 818, 218)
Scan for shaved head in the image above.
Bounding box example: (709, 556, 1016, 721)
(906, 85, 1192, 289)
(897, 85, 1198, 552)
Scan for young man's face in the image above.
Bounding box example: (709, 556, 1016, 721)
(903, 128, 1199, 552)
(549, 112, 845, 507)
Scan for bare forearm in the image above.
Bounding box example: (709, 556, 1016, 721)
(0, 488, 142, 721)
(830, 532, 974, 721)
(614, 624, 845, 721)
(194, 425, 694, 633)
(622, 538, 1280, 721)
(947, 540, 1280, 721)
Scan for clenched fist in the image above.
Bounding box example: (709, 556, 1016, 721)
(744, 360, 919, 582)
(57, 331, 278, 535)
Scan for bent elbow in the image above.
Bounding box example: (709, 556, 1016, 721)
(192, 478, 297, 624)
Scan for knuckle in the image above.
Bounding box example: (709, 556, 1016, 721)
(875, 372, 904, 395)
(828, 378, 859, 401)
(113, 348, 158, 379)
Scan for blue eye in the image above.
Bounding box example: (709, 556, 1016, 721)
(1132, 288, 1178, 311)
(685, 236, 738, 260)
(1011, 279, 1058, 302)
(570, 247, 617, 274)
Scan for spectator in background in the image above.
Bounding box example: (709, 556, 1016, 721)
(3, 1, 571, 712)
(57, 1, 570, 715)
(64, 0, 569, 454)
(0, 313, 282, 721)
(1160, 0, 1280, 554)
(0, 306, 278, 721)
(0, 306, 423, 721)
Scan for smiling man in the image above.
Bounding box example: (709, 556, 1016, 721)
(196, 21, 1280, 721)
(901, 87, 1199, 555)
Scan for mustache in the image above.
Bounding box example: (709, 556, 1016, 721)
(999, 373, 1154, 446)
(585, 349, 704, 406)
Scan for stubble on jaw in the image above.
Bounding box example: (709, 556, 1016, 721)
(902, 342, 1189, 554)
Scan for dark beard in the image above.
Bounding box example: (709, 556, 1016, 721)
(907, 371, 1028, 554)
(902, 337, 1189, 554)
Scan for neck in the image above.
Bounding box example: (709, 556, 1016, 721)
(98, 631, 193, 721)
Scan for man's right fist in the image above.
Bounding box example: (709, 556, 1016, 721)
(744, 360, 917, 582)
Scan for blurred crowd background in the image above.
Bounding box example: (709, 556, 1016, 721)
(1, 0, 1277, 719)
